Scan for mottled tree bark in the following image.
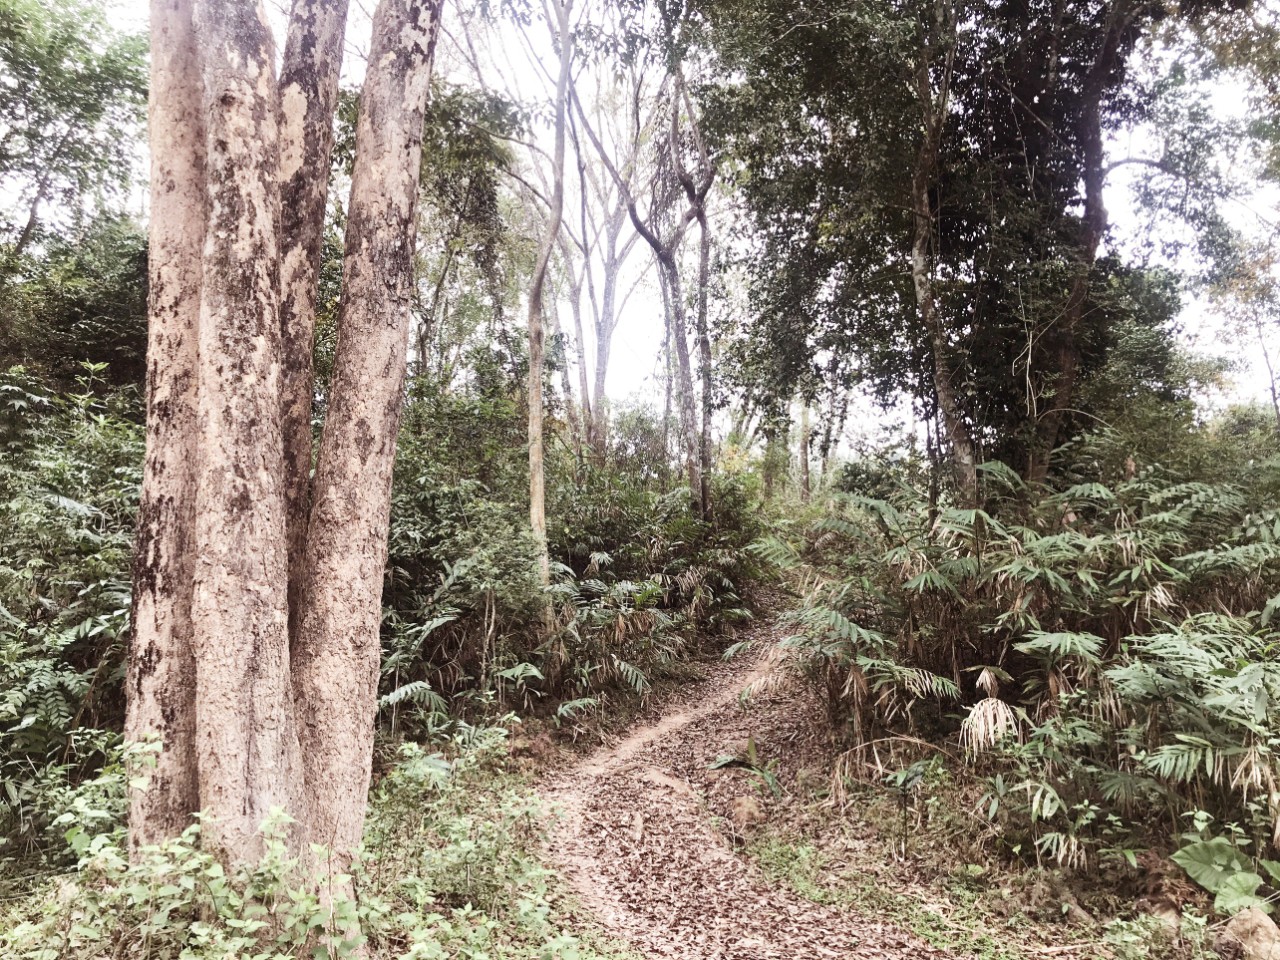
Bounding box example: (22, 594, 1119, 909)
(130, 0, 446, 889)
(126, 0, 204, 855)
(292, 0, 442, 874)
(278, 0, 352, 648)
(189, 0, 300, 864)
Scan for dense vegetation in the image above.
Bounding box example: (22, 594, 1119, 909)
(2, 0, 1280, 956)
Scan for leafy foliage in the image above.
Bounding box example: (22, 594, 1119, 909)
(0, 732, 630, 960)
(773, 423, 1280, 893)
(0, 370, 139, 862)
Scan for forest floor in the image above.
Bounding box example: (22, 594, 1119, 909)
(532, 605, 1131, 960)
(537, 609, 962, 960)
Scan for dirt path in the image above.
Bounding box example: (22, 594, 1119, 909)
(540, 612, 953, 960)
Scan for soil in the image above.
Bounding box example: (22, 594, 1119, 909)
(539, 611, 954, 959)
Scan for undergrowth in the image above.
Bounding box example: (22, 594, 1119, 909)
(0, 726, 634, 960)
(0, 368, 761, 867)
(758, 426, 1280, 922)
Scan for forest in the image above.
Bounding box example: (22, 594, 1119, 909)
(2, 0, 1280, 957)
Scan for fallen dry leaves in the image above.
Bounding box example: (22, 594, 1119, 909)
(539, 615, 953, 960)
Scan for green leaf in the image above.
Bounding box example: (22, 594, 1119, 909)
(1214, 871, 1270, 916)
(1259, 859, 1280, 884)
(1171, 838, 1252, 894)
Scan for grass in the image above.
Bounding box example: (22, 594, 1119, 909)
(744, 760, 1230, 960)
(748, 833, 1037, 960)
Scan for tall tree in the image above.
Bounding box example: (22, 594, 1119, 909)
(0, 0, 146, 264)
(126, 0, 204, 852)
(128, 0, 445, 888)
(525, 0, 575, 585)
(564, 77, 643, 456)
(702, 0, 1245, 491)
(573, 43, 712, 515)
(908, 0, 976, 503)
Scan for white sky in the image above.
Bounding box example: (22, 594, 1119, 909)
(107, 0, 1278, 442)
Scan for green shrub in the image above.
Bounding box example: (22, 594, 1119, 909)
(0, 370, 139, 862)
(0, 730, 630, 960)
(775, 425, 1280, 894)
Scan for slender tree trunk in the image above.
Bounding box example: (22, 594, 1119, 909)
(564, 271, 594, 455)
(694, 214, 713, 518)
(526, 0, 573, 586)
(591, 264, 618, 457)
(547, 291, 583, 462)
(913, 181, 978, 506)
(1026, 0, 1129, 484)
(590, 229, 630, 457)
(278, 0, 352, 649)
(292, 0, 443, 877)
(818, 383, 844, 480)
(826, 389, 850, 478)
(661, 302, 673, 488)
(762, 417, 789, 502)
(189, 0, 299, 864)
(909, 19, 976, 506)
(591, 330, 611, 454)
(558, 177, 598, 456)
(662, 260, 702, 512)
(1257, 316, 1280, 436)
(571, 65, 703, 508)
(8, 132, 70, 262)
(126, 0, 204, 855)
(799, 402, 811, 502)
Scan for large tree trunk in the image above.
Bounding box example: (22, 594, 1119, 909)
(126, 0, 204, 854)
(292, 0, 442, 875)
(278, 0, 352, 648)
(189, 0, 299, 864)
(129, 0, 445, 884)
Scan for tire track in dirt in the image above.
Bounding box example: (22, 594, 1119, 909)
(540, 614, 954, 960)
